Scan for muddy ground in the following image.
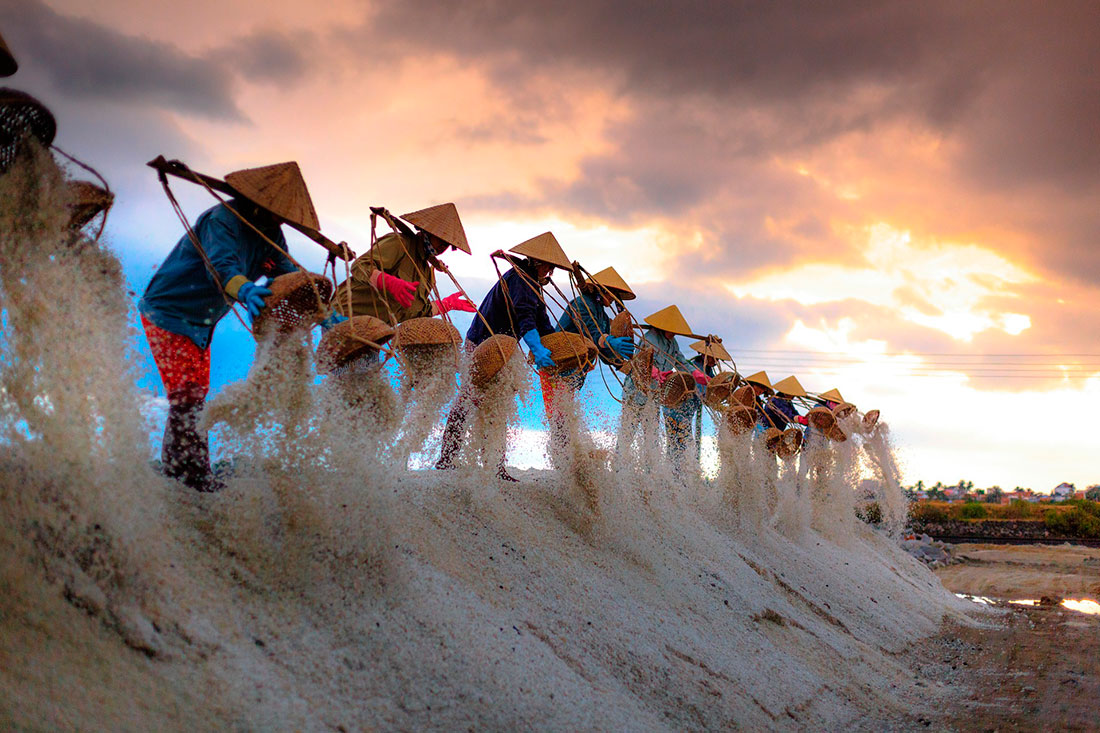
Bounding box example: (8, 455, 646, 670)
(916, 544, 1100, 732)
(936, 542, 1100, 601)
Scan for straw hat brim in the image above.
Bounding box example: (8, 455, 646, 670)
(644, 305, 693, 336)
(510, 232, 571, 270)
(401, 203, 470, 254)
(772, 376, 807, 398)
(587, 266, 635, 300)
(743, 371, 773, 393)
(224, 162, 320, 233)
(689, 339, 731, 361)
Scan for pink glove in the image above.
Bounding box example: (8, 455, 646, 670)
(657, 369, 672, 385)
(435, 292, 477, 314)
(651, 366, 660, 381)
(378, 271, 419, 309)
(795, 415, 808, 426)
(691, 369, 710, 386)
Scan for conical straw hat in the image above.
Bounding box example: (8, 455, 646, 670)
(0, 31, 17, 77)
(644, 305, 693, 336)
(509, 231, 571, 270)
(819, 388, 844, 403)
(773, 375, 807, 397)
(744, 371, 773, 392)
(689, 339, 731, 361)
(587, 266, 635, 300)
(225, 162, 320, 232)
(400, 203, 470, 254)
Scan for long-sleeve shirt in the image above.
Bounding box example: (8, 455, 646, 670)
(760, 395, 799, 430)
(139, 201, 294, 349)
(331, 232, 436, 325)
(556, 292, 623, 364)
(466, 261, 553, 347)
(622, 328, 693, 407)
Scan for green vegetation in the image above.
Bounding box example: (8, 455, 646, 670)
(909, 499, 1100, 538)
(1043, 500, 1100, 538)
(958, 502, 987, 520)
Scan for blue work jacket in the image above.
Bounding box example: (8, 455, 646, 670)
(466, 261, 553, 347)
(139, 202, 294, 349)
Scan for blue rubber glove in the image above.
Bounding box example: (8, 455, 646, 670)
(319, 312, 348, 331)
(522, 329, 556, 370)
(606, 335, 635, 359)
(236, 281, 272, 322)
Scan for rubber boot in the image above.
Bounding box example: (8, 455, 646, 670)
(162, 401, 223, 492)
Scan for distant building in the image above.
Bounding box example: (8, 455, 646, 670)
(1052, 482, 1076, 500)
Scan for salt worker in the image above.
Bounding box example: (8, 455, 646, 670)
(799, 386, 844, 488)
(435, 232, 573, 481)
(543, 266, 637, 439)
(138, 162, 321, 492)
(331, 203, 476, 325)
(619, 305, 709, 474)
(743, 371, 775, 435)
(766, 376, 810, 432)
(687, 338, 728, 466)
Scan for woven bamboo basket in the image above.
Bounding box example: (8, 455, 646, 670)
(659, 371, 695, 408)
(833, 402, 857, 420)
(725, 405, 755, 435)
(623, 344, 654, 386)
(471, 334, 518, 389)
(393, 317, 460, 360)
(703, 371, 739, 409)
(825, 424, 848, 443)
(860, 409, 880, 434)
(762, 427, 784, 453)
(807, 405, 837, 431)
(541, 331, 598, 375)
(316, 315, 394, 374)
(609, 311, 634, 338)
(733, 384, 757, 407)
(0, 88, 57, 174)
(252, 271, 333, 339)
(775, 427, 804, 460)
(66, 180, 113, 230)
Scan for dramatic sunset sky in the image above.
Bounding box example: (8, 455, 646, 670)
(5, 0, 1098, 489)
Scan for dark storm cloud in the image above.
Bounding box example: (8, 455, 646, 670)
(3, 0, 244, 119)
(213, 29, 311, 85)
(366, 0, 1099, 244)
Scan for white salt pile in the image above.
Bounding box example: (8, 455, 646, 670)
(0, 150, 978, 730)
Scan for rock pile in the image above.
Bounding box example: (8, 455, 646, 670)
(901, 533, 955, 568)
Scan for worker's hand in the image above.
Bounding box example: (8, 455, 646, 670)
(650, 367, 672, 385)
(795, 415, 809, 426)
(319, 312, 347, 331)
(691, 369, 710, 386)
(436, 293, 477, 314)
(378, 271, 419, 309)
(606, 335, 635, 359)
(236, 281, 272, 322)
(522, 329, 556, 370)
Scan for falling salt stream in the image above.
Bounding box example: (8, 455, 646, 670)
(1, 148, 987, 730)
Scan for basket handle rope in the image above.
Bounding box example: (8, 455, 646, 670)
(53, 144, 111, 243)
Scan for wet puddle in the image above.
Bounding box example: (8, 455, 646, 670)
(957, 594, 1100, 616)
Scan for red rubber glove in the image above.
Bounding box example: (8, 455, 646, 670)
(795, 415, 809, 426)
(657, 369, 672, 385)
(435, 293, 477, 314)
(691, 369, 710, 386)
(377, 271, 419, 309)
(651, 366, 660, 381)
